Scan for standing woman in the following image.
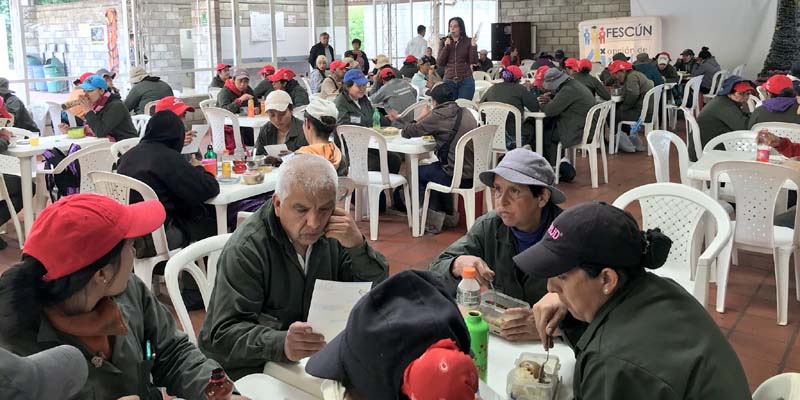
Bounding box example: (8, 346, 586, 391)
(437, 17, 478, 100)
(0, 194, 249, 400)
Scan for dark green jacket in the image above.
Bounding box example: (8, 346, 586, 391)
(748, 102, 800, 128)
(253, 79, 274, 100)
(209, 75, 226, 88)
(619, 69, 654, 115)
(541, 79, 596, 149)
(481, 81, 540, 146)
(83, 93, 138, 141)
(216, 86, 260, 114)
(0, 276, 219, 400)
(3, 93, 39, 132)
(566, 273, 750, 400)
(333, 92, 390, 128)
(124, 77, 174, 114)
(695, 96, 749, 161)
(572, 72, 611, 100)
(198, 201, 388, 379)
(285, 80, 310, 107)
(429, 205, 561, 305)
(255, 117, 308, 155)
(659, 64, 680, 83)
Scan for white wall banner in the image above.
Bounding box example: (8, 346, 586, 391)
(578, 16, 662, 66)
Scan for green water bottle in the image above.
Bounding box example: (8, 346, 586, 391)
(204, 144, 217, 160)
(372, 108, 381, 129)
(465, 310, 488, 381)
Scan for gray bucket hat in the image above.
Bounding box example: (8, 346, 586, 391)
(542, 68, 569, 91)
(0, 78, 14, 95)
(479, 148, 565, 204)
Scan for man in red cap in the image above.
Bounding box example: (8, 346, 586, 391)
(694, 75, 753, 160)
(209, 63, 231, 88)
(480, 64, 539, 148)
(570, 58, 610, 100)
(155, 96, 198, 147)
(749, 74, 800, 128)
(269, 67, 309, 106)
(368, 67, 417, 125)
(399, 55, 420, 79)
(320, 60, 347, 99)
(609, 59, 653, 152)
(254, 64, 276, 99)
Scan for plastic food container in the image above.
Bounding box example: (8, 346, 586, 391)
(242, 170, 264, 185)
(67, 126, 85, 139)
(479, 291, 529, 335)
(507, 352, 560, 400)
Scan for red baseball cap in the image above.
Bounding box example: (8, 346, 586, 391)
(506, 65, 523, 80)
(215, 63, 231, 72)
(733, 81, 755, 94)
(379, 68, 396, 79)
(24, 193, 166, 282)
(401, 339, 478, 400)
(578, 58, 592, 71)
(763, 74, 794, 95)
(329, 60, 347, 72)
(73, 72, 95, 86)
(564, 58, 580, 70)
(404, 55, 418, 64)
(533, 65, 550, 87)
(258, 64, 275, 76)
(608, 60, 633, 74)
(268, 67, 295, 82)
(155, 96, 195, 116)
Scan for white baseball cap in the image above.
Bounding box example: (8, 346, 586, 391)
(305, 97, 339, 121)
(263, 90, 293, 112)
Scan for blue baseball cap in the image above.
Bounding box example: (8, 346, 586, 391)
(344, 69, 369, 85)
(79, 75, 108, 91)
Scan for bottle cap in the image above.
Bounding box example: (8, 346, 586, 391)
(462, 266, 477, 279)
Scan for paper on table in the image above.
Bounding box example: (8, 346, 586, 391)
(264, 144, 289, 157)
(306, 279, 371, 342)
(182, 124, 209, 154)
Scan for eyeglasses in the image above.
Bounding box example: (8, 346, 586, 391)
(492, 185, 526, 200)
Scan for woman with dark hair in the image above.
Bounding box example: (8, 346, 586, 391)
(344, 38, 370, 75)
(0, 194, 248, 400)
(691, 46, 721, 94)
(500, 47, 520, 68)
(520, 202, 750, 399)
(295, 97, 348, 176)
(749, 74, 800, 127)
(437, 16, 478, 100)
(255, 90, 307, 157)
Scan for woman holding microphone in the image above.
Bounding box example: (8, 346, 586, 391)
(437, 17, 478, 100)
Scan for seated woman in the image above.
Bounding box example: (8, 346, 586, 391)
(217, 68, 260, 148)
(0, 193, 246, 400)
(309, 55, 328, 94)
(269, 68, 309, 107)
(76, 75, 138, 141)
(254, 90, 307, 159)
(749, 74, 800, 128)
(295, 97, 348, 176)
(429, 149, 564, 340)
(521, 202, 750, 399)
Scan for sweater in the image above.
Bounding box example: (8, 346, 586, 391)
(124, 77, 174, 114)
(83, 93, 138, 141)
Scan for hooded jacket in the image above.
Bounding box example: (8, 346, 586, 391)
(399, 63, 419, 79)
(748, 98, 800, 128)
(124, 76, 174, 115)
(692, 57, 721, 90)
(117, 111, 220, 226)
(695, 95, 749, 161)
(83, 92, 138, 141)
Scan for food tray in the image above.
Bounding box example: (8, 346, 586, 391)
(479, 290, 529, 335)
(507, 352, 560, 400)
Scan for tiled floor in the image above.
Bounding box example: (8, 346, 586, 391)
(0, 128, 795, 392)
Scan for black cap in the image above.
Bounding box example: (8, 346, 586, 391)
(680, 49, 694, 56)
(554, 49, 565, 60)
(419, 55, 435, 65)
(612, 52, 629, 61)
(513, 202, 648, 278)
(305, 270, 471, 399)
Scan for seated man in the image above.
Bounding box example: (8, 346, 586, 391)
(538, 68, 595, 164)
(199, 154, 388, 379)
(368, 68, 417, 119)
(210, 63, 231, 88)
(608, 60, 654, 153)
(253, 64, 275, 99)
(694, 76, 752, 160)
(429, 149, 564, 341)
(399, 55, 420, 79)
(319, 60, 346, 100)
(749, 74, 800, 128)
(0, 78, 39, 133)
(476, 49, 493, 72)
(411, 56, 441, 96)
(124, 66, 174, 115)
(568, 58, 610, 100)
(481, 65, 539, 148)
(632, 53, 664, 86)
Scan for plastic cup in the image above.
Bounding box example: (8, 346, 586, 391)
(233, 159, 246, 174)
(30, 137, 40, 146)
(201, 159, 217, 176)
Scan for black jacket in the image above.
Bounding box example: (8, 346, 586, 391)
(2, 93, 39, 133)
(210, 75, 226, 88)
(117, 111, 220, 227)
(83, 92, 138, 141)
(399, 63, 419, 79)
(308, 42, 334, 68)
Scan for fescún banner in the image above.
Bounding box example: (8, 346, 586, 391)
(578, 16, 662, 66)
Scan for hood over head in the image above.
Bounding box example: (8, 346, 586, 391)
(141, 110, 185, 152)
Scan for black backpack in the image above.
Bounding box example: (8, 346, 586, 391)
(41, 143, 82, 201)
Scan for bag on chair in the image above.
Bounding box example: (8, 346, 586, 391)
(41, 143, 82, 201)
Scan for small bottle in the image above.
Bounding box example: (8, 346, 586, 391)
(204, 145, 217, 161)
(372, 108, 381, 129)
(221, 150, 232, 178)
(456, 266, 481, 314)
(204, 368, 234, 400)
(260, 100, 266, 115)
(465, 310, 489, 381)
(61, 99, 80, 110)
(247, 99, 255, 117)
(756, 134, 771, 163)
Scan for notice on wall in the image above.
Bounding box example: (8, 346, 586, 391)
(250, 11, 286, 42)
(578, 16, 661, 66)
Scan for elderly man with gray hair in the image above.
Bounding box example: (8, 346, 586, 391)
(199, 154, 388, 379)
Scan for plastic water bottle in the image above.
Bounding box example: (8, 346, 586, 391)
(630, 117, 643, 135)
(457, 266, 481, 313)
(756, 134, 770, 163)
(465, 310, 489, 381)
(372, 108, 381, 129)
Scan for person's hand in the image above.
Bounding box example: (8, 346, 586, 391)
(190, 155, 202, 166)
(444, 37, 453, 47)
(532, 292, 567, 351)
(78, 95, 93, 114)
(522, 80, 532, 90)
(538, 94, 551, 105)
(324, 207, 364, 249)
(58, 123, 69, 134)
(386, 109, 399, 121)
(184, 130, 196, 146)
(117, 396, 140, 400)
(758, 129, 781, 148)
(284, 322, 326, 362)
(0, 128, 11, 142)
(471, 36, 478, 47)
(239, 93, 254, 102)
(500, 307, 539, 342)
(278, 150, 292, 156)
(451, 255, 495, 288)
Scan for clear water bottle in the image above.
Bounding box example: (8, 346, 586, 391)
(630, 117, 643, 135)
(457, 266, 481, 315)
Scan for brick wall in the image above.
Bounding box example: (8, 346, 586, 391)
(498, 0, 631, 58)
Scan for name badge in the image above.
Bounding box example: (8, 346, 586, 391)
(350, 116, 361, 124)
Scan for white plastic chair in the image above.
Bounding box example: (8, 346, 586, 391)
(520, 59, 535, 74)
(710, 161, 800, 325)
(46, 101, 77, 129)
(164, 233, 231, 343)
(747, 95, 762, 113)
(36, 141, 115, 201)
(199, 99, 216, 109)
(555, 101, 612, 188)
(751, 122, 800, 143)
(616, 84, 663, 155)
(667, 75, 702, 130)
(90, 171, 180, 293)
(143, 100, 159, 116)
(301, 77, 314, 94)
(613, 183, 732, 307)
(421, 125, 496, 233)
(337, 125, 412, 241)
(647, 130, 691, 185)
(110, 137, 141, 160)
(203, 107, 243, 152)
(208, 87, 222, 100)
(131, 114, 151, 137)
(456, 98, 479, 111)
(702, 130, 757, 155)
(478, 102, 522, 167)
(472, 71, 491, 81)
(487, 67, 499, 80)
(681, 106, 703, 161)
(756, 85, 769, 101)
(730, 64, 746, 79)
(703, 70, 727, 102)
(292, 105, 308, 120)
(27, 102, 50, 135)
(398, 100, 430, 121)
(753, 373, 800, 400)
(473, 80, 494, 103)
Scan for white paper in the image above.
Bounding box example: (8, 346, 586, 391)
(182, 125, 208, 154)
(306, 279, 371, 342)
(264, 144, 288, 157)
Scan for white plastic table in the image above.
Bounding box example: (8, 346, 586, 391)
(686, 150, 793, 189)
(607, 96, 624, 155)
(523, 110, 546, 156)
(662, 82, 677, 130)
(261, 335, 576, 399)
(3, 135, 105, 236)
(205, 169, 279, 234)
(236, 373, 318, 400)
(225, 115, 271, 129)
